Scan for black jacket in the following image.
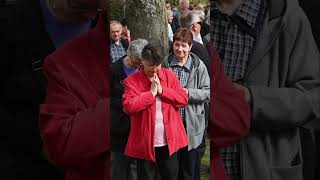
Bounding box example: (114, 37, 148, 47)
(0, 0, 62, 179)
(110, 56, 131, 153)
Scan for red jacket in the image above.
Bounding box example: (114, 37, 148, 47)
(122, 68, 189, 161)
(210, 48, 251, 180)
(39, 16, 109, 180)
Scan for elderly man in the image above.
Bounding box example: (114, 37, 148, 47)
(173, 0, 190, 29)
(1, 0, 104, 179)
(110, 38, 149, 180)
(181, 10, 204, 44)
(110, 21, 129, 62)
(180, 11, 209, 73)
(211, 0, 320, 180)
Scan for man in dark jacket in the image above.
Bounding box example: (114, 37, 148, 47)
(1, 0, 103, 179)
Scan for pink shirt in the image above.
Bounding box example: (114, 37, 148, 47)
(154, 96, 167, 147)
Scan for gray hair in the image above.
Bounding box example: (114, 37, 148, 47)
(110, 20, 122, 26)
(127, 38, 149, 59)
(179, 0, 190, 8)
(180, 11, 204, 29)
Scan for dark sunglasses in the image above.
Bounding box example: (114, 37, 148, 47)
(195, 21, 202, 25)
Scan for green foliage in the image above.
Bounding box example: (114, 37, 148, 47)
(110, 0, 125, 21)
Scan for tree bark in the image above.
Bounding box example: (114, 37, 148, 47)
(125, 0, 168, 55)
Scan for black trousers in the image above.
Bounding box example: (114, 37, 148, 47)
(178, 146, 201, 180)
(137, 146, 178, 180)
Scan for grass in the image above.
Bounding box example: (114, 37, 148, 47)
(200, 138, 210, 180)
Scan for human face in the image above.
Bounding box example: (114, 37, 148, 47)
(192, 17, 202, 35)
(167, 14, 173, 24)
(129, 56, 142, 68)
(165, 3, 171, 10)
(48, 0, 107, 23)
(173, 40, 191, 62)
(142, 60, 162, 78)
(180, 0, 188, 11)
(110, 24, 123, 41)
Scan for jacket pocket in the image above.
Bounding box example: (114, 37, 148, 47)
(192, 113, 205, 136)
(271, 152, 303, 180)
(270, 164, 302, 180)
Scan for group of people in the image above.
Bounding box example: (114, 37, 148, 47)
(1, 0, 319, 180)
(165, 0, 210, 50)
(110, 1, 213, 179)
(110, 27, 211, 180)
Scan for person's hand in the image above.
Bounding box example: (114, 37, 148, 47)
(150, 82, 158, 97)
(154, 74, 163, 96)
(233, 83, 251, 104)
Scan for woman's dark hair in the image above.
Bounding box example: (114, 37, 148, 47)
(173, 28, 193, 46)
(141, 44, 163, 65)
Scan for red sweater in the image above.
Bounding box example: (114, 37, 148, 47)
(210, 48, 251, 180)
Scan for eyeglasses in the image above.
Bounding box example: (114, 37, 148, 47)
(195, 21, 202, 25)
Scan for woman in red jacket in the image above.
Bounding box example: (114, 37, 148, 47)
(39, 12, 109, 180)
(122, 44, 189, 180)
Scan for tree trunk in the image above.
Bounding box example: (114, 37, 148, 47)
(125, 0, 168, 55)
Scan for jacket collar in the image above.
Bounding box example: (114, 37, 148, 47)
(167, 52, 201, 68)
(245, 0, 288, 78)
(137, 67, 166, 83)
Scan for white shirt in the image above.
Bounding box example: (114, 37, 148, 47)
(168, 23, 173, 42)
(193, 33, 203, 44)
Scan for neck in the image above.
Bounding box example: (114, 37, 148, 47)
(216, 0, 243, 15)
(177, 56, 188, 66)
(192, 31, 199, 37)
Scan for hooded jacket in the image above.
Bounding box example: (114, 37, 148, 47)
(163, 52, 210, 150)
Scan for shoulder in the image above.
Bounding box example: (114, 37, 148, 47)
(124, 71, 141, 84)
(43, 30, 95, 72)
(161, 67, 175, 75)
(281, 0, 311, 38)
(160, 68, 179, 81)
(121, 38, 129, 49)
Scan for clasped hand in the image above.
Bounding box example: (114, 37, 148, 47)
(150, 74, 162, 97)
